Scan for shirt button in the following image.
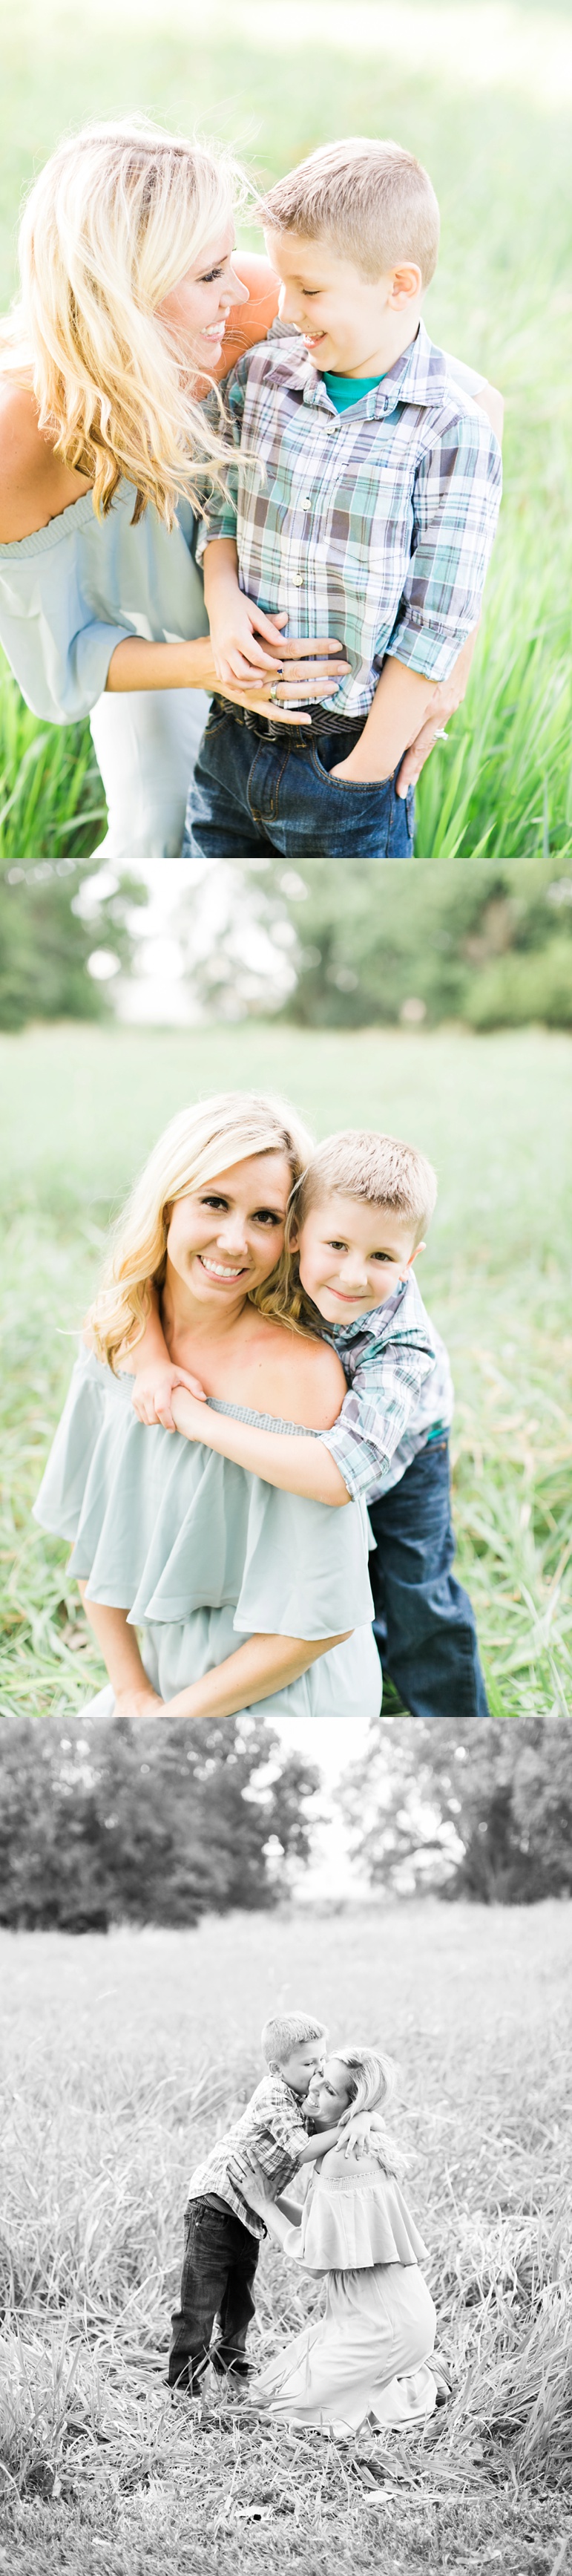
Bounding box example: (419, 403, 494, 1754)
(293, 573, 304, 586)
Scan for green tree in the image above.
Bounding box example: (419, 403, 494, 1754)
(338, 1715, 572, 1901)
(0, 1710, 320, 1929)
(0, 860, 147, 1032)
(231, 857, 572, 1030)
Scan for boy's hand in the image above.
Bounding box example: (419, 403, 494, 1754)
(131, 1363, 207, 1433)
(339, 2111, 386, 2158)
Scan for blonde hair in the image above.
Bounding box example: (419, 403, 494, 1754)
(261, 2012, 327, 2069)
(260, 1127, 437, 1330)
(259, 137, 440, 289)
(3, 117, 249, 526)
(335, 2044, 403, 2175)
(89, 1089, 315, 1370)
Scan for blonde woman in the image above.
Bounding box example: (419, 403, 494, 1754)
(242, 2044, 438, 2434)
(0, 118, 503, 856)
(33, 1091, 381, 1719)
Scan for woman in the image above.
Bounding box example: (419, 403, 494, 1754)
(243, 2045, 438, 2435)
(0, 117, 503, 855)
(33, 1091, 381, 1719)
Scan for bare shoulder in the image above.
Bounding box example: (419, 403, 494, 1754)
(0, 376, 90, 541)
(252, 1320, 346, 1431)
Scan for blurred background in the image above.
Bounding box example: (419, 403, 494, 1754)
(1, 0, 571, 860)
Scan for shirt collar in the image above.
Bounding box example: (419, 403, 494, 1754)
(328, 1275, 410, 1346)
(277, 318, 452, 419)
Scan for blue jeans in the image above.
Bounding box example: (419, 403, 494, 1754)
(183, 702, 415, 858)
(368, 1439, 490, 1716)
(168, 2196, 259, 2391)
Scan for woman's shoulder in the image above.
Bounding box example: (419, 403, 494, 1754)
(252, 1319, 346, 1430)
(0, 376, 91, 543)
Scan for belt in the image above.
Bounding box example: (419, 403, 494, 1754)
(211, 693, 364, 745)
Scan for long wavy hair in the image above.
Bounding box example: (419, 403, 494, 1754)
(88, 1090, 315, 1371)
(1, 117, 249, 525)
(336, 2044, 404, 2176)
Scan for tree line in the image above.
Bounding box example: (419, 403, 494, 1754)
(0, 1711, 568, 1928)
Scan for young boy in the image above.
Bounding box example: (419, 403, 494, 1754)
(183, 136, 502, 860)
(132, 1128, 489, 1718)
(168, 2011, 338, 2393)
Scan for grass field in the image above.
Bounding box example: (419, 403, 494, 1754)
(1, 0, 571, 857)
(1, 1018, 571, 1719)
(1, 1901, 571, 2574)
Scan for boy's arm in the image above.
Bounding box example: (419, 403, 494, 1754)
(119, 1285, 208, 1434)
(332, 408, 502, 785)
(296, 2127, 341, 2163)
(170, 1385, 350, 1504)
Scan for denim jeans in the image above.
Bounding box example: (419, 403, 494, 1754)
(368, 1438, 490, 1716)
(168, 2196, 259, 2391)
(183, 702, 415, 858)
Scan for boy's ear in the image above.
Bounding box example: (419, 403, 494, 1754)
(389, 261, 423, 309)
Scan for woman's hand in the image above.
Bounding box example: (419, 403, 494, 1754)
(131, 1362, 207, 1432)
(236, 2154, 275, 2217)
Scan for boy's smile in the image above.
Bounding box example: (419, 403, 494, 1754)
(296, 1192, 423, 1324)
(264, 227, 422, 381)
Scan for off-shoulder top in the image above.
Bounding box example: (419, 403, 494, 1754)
(281, 2156, 428, 2273)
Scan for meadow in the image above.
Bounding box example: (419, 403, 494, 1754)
(1, 1018, 571, 1719)
(1, 0, 572, 858)
(1, 1900, 571, 2575)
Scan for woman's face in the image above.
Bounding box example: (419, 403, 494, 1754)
(165, 1151, 292, 1312)
(305, 2055, 354, 2129)
(157, 222, 249, 366)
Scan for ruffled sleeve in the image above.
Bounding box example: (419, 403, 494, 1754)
(280, 2160, 428, 2272)
(33, 1349, 375, 1641)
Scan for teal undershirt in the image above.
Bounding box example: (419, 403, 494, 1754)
(322, 369, 387, 411)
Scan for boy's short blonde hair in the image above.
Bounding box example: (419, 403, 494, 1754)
(292, 1128, 437, 1250)
(259, 137, 440, 289)
(261, 2012, 327, 2070)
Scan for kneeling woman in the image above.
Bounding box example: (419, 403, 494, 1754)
(243, 2046, 437, 2433)
(34, 1091, 381, 1718)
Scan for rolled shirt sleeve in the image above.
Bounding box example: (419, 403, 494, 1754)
(387, 410, 503, 682)
(194, 370, 246, 558)
(320, 1338, 435, 1501)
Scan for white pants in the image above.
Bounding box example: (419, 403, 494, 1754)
(89, 687, 211, 857)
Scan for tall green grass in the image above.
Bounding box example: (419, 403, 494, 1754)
(1, 1022, 571, 1719)
(0, 4, 571, 857)
(1, 1906, 570, 2572)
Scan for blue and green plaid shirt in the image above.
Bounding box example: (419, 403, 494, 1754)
(320, 1272, 453, 1503)
(199, 318, 502, 714)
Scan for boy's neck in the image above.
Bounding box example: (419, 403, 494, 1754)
(323, 313, 421, 383)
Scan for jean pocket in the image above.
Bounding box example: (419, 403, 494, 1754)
(311, 745, 389, 798)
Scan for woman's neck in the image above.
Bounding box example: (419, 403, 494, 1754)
(161, 1264, 253, 1360)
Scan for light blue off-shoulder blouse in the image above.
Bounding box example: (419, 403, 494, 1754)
(33, 1349, 382, 1716)
(0, 482, 208, 725)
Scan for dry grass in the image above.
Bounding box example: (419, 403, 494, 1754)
(0, 1904, 571, 2572)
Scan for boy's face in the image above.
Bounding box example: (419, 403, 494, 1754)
(279, 2038, 325, 2096)
(264, 226, 421, 377)
(296, 1192, 422, 1325)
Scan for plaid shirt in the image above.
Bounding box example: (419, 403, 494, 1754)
(186, 2076, 308, 2240)
(199, 318, 502, 713)
(320, 1272, 453, 1503)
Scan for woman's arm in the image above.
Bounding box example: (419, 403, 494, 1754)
(170, 1385, 349, 1506)
(162, 1624, 350, 1718)
(76, 1583, 163, 1715)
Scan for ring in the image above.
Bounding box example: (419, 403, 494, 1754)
(435, 728, 450, 741)
(268, 684, 280, 702)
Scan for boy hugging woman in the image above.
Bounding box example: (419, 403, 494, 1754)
(131, 1119, 488, 1716)
(168, 2010, 440, 2435)
(184, 134, 502, 858)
